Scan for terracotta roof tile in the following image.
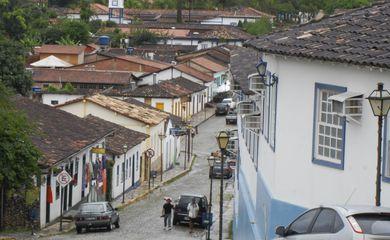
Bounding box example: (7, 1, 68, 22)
(174, 64, 214, 82)
(56, 94, 169, 125)
(14, 97, 113, 168)
(32, 68, 132, 85)
(85, 115, 148, 155)
(190, 56, 227, 72)
(35, 45, 86, 55)
(247, 2, 390, 69)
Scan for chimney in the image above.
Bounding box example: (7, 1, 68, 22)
(153, 73, 158, 85)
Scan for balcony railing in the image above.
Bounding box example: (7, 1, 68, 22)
(249, 74, 266, 92)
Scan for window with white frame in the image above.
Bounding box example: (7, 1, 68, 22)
(313, 83, 346, 169)
(269, 80, 277, 150)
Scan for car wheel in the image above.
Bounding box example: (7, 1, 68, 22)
(76, 226, 82, 234)
(115, 219, 120, 228)
(107, 222, 113, 231)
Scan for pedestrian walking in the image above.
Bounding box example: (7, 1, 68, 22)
(187, 198, 199, 234)
(162, 197, 174, 230)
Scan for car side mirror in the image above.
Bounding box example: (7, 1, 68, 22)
(275, 226, 286, 237)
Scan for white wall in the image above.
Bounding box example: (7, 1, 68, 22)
(39, 139, 105, 228)
(254, 54, 390, 208)
(42, 93, 83, 106)
(201, 17, 257, 25)
(111, 143, 143, 199)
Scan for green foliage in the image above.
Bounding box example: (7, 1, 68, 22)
(89, 19, 104, 34)
(80, 0, 94, 22)
(242, 17, 272, 36)
(0, 38, 32, 96)
(62, 83, 74, 92)
(124, 0, 150, 9)
(0, 83, 41, 190)
(105, 20, 118, 28)
(153, 0, 176, 9)
(43, 19, 90, 44)
(55, 36, 80, 45)
(130, 28, 157, 46)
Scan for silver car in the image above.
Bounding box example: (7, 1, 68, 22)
(75, 202, 120, 234)
(274, 205, 390, 240)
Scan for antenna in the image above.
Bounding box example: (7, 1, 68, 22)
(343, 188, 357, 207)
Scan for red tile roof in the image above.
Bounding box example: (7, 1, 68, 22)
(35, 45, 86, 55)
(32, 68, 132, 85)
(190, 57, 227, 73)
(174, 64, 214, 82)
(114, 55, 170, 70)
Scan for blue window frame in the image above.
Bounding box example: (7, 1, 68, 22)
(312, 83, 347, 170)
(382, 120, 390, 182)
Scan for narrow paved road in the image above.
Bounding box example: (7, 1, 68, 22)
(49, 115, 229, 240)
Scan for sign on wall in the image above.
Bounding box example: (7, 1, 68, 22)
(56, 170, 72, 187)
(108, 0, 124, 8)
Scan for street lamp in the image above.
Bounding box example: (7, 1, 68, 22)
(216, 131, 230, 240)
(122, 144, 128, 204)
(255, 58, 278, 87)
(158, 133, 166, 182)
(367, 82, 390, 206)
(207, 156, 217, 240)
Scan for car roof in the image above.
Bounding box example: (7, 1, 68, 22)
(222, 98, 232, 101)
(180, 194, 205, 198)
(322, 205, 390, 216)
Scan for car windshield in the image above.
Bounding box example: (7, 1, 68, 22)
(179, 196, 200, 206)
(353, 213, 390, 236)
(222, 100, 231, 103)
(80, 204, 105, 213)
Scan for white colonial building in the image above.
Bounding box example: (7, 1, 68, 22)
(233, 3, 390, 240)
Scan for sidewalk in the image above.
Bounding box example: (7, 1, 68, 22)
(36, 106, 215, 238)
(206, 179, 235, 240)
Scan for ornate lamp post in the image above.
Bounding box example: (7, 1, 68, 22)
(158, 133, 166, 182)
(216, 131, 230, 240)
(367, 83, 390, 206)
(207, 156, 217, 240)
(122, 144, 128, 204)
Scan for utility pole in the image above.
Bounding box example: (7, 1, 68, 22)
(187, 128, 191, 165)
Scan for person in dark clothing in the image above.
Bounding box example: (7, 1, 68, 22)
(162, 198, 174, 230)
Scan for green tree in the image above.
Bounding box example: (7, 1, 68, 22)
(80, 0, 94, 22)
(242, 17, 272, 36)
(0, 38, 32, 96)
(130, 28, 157, 46)
(0, 83, 41, 192)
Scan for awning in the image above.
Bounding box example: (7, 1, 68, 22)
(328, 91, 363, 102)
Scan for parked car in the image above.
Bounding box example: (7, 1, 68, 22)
(225, 109, 237, 124)
(221, 98, 236, 109)
(74, 202, 120, 234)
(209, 161, 232, 179)
(215, 103, 229, 115)
(274, 205, 390, 240)
(173, 194, 208, 228)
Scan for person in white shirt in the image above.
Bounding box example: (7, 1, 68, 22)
(187, 198, 199, 234)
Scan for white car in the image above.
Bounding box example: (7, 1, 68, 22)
(221, 98, 236, 109)
(274, 205, 390, 240)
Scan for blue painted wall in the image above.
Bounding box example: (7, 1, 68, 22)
(234, 168, 307, 240)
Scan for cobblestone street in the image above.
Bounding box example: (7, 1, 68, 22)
(45, 115, 233, 240)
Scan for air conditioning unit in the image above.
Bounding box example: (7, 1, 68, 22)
(328, 91, 363, 124)
(243, 113, 261, 130)
(237, 101, 255, 115)
(249, 73, 266, 92)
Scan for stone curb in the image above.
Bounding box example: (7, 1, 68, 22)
(193, 112, 216, 128)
